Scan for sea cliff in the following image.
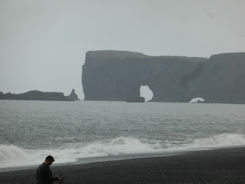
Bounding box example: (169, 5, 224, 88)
(82, 50, 245, 104)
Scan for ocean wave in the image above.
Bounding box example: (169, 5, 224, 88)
(0, 144, 38, 169)
(1, 134, 245, 170)
(70, 136, 163, 156)
(187, 133, 245, 148)
(0, 137, 163, 169)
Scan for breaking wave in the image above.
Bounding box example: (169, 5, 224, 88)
(1, 134, 245, 170)
(187, 133, 245, 148)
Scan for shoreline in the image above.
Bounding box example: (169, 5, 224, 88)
(0, 145, 231, 173)
(0, 145, 242, 172)
(0, 148, 184, 173)
(1, 146, 245, 184)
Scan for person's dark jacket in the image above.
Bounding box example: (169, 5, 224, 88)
(36, 163, 59, 184)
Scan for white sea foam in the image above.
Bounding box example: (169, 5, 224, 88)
(0, 144, 37, 168)
(0, 137, 162, 169)
(187, 133, 245, 148)
(1, 134, 245, 170)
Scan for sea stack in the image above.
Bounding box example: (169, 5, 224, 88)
(67, 89, 79, 101)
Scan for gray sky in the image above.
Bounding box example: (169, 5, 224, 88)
(0, 0, 245, 99)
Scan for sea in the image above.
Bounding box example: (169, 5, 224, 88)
(1, 100, 245, 171)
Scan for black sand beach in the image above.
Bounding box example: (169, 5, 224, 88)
(1, 147, 245, 184)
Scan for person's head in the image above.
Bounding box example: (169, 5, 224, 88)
(45, 155, 55, 166)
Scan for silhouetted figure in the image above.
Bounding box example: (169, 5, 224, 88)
(36, 155, 63, 184)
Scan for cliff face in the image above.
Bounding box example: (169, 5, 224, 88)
(82, 50, 245, 103)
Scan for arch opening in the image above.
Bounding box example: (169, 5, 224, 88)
(140, 85, 154, 102)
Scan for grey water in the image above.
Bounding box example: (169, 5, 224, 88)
(0, 100, 245, 170)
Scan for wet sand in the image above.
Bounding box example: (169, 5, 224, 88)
(1, 147, 245, 184)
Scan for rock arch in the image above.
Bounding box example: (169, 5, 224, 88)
(140, 85, 154, 101)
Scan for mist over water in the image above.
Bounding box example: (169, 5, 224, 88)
(1, 100, 245, 170)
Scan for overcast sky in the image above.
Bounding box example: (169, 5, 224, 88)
(0, 0, 245, 99)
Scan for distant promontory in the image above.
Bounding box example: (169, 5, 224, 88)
(82, 50, 245, 104)
(0, 89, 79, 101)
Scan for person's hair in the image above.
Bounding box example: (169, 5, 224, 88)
(45, 155, 55, 162)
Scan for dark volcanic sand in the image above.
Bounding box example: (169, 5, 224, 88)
(1, 147, 245, 184)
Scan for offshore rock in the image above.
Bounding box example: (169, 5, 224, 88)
(82, 50, 245, 104)
(67, 89, 79, 101)
(126, 96, 145, 103)
(0, 90, 78, 101)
